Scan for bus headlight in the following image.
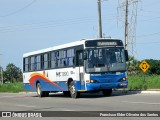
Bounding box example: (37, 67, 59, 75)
(90, 79, 99, 83)
(118, 77, 127, 82)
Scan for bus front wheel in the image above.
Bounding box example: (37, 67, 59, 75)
(69, 81, 79, 99)
(102, 89, 112, 96)
(63, 91, 71, 97)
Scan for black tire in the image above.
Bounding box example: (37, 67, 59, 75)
(102, 89, 112, 96)
(44, 91, 50, 97)
(63, 91, 71, 97)
(36, 83, 46, 97)
(69, 81, 80, 99)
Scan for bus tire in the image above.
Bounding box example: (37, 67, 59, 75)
(44, 91, 49, 97)
(69, 81, 79, 99)
(102, 89, 112, 96)
(63, 91, 71, 97)
(36, 83, 45, 97)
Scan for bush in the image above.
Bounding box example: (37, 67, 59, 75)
(128, 74, 160, 90)
(146, 59, 160, 75)
(0, 82, 26, 93)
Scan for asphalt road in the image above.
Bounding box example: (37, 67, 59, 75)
(0, 91, 160, 120)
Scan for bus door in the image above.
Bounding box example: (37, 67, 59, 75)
(76, 50, 85, 90)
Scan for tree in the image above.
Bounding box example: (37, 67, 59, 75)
(3, 63, 22, 83)
(146, 59, 160, 75)
(127, 56, 140, 75)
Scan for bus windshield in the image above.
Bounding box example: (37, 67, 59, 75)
(85, 47, 126, 73)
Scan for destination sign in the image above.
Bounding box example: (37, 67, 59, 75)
(85, 39, 123, 47)
(97, 42, 117, 46)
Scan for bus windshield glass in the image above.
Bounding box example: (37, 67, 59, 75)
(85, 47, 126, 73)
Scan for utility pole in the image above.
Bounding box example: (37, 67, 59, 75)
(0, 54, 3, 84)
(118, 0, 138, 57)
(97, 0, 103, 38)
(124, 0, 128, 50)
(1, 67, 3, 84)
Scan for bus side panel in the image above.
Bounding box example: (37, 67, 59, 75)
(24, 83, 36, 91)
(23, 72, 36, 91)
(23, 67, 88, 92)
(23, 71, 69, 92)
(36, 80, 68, 91)
(24, 80, 68, 92)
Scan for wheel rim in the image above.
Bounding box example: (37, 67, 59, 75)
(70, 85, 76, 97)
(37, 85, 41, 95)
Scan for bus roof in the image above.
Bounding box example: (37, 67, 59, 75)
(23, 40, 84, 57)
(23, 38, 122, 57)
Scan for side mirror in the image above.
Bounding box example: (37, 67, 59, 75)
(83, 51, 87, 60)
(125, 50, 129, 61)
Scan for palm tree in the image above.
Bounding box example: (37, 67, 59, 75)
(127, 56, 139, 75)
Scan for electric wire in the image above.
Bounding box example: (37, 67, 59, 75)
(0, 16, 117, 33)
(0, 0, 37, 17)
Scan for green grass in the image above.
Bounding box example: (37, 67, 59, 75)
(0, 82, 26, 93)
(128, 74, 160, 90)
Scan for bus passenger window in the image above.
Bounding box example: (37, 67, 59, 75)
(67, 48, 75, 66)
(24, 57, 29, 72)
(36, 55, 41, 70)
(51, 52, 56, 68)
(44, 53, 48, 69)
(31, 56, 35, 71)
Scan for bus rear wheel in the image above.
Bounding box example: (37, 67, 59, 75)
(36, 83, 49, 97)
(69, 81, 79, 99)
(102, 89, 112, 96)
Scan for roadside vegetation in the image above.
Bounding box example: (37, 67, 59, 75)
(0, 63, 25, 93)
(127, 57, 160, 90)
(0, 82, 26, 93)
(128, 74, 160, 90)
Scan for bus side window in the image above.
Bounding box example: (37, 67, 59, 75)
(67, 48, 75, 66)
(44, 53, 48, 69)
(24, 57, 29, 72)
(76, 50, 83, 66)
(36, 55, 41, 70)
(59, 50, 64, 67)
(57, 51, 61, 67)
(31, 56, 35, 71)
(41, 55, 44, 69)
(62, 50, 66, 67)
(51, 52, 56, 68)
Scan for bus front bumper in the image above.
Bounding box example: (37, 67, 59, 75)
(86, 81, 128, 91)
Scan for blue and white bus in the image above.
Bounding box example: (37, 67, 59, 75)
(23, 38, 128, 98)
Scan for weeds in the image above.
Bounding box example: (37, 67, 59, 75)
(128, 74, 160, 90)
(0, 82, 26, 93)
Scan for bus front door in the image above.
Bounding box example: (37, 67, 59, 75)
(76, 50, 85, 90)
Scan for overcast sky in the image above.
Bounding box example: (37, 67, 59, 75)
(0, 0, 160, 69)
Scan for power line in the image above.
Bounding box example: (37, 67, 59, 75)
(123, 32, 160, 38)
(0, 18, 97, 33)
(139, 10, 160, 14)
(0, 16, 159, 39)
(0, 16, 118, 33)
(139, 16, 160, 22)
(137, 41, 160, 45)
(136, 32, 160, 38)
(0, 0, 37, 18)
